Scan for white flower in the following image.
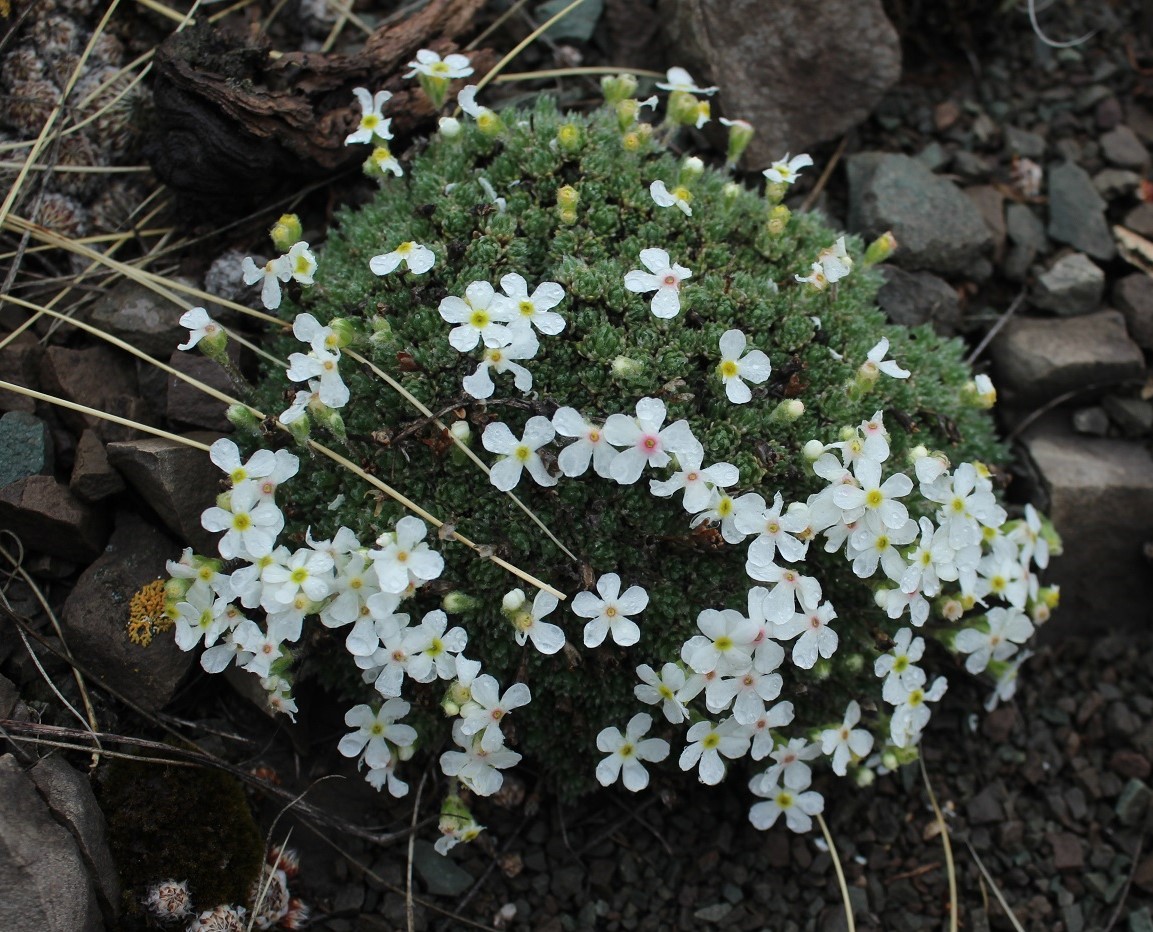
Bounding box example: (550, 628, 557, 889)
(773, 601, 838, 669)
(595, 713, 670, 791)
(900, 517, 956, 598)
(405, 49, 473, 80)
(602, 396, 700, 485)
(368, 241, 435, 276)
(985, 649, 1033, 712)
(649, 180, 692, 217)
(367, 144, 403, 178)
(748, 778, 824, 833)
(459, 675, 531, 751)
(649, 448, 737, 515)
(482, 417, 557, 491)
(369, 516, 444, 593)
(177, 307, 222, 351)
(656, 66, 718, 96)
(831, 459, 913, 532)
(338, 699, 416, 768)
(292, 312, 340, 354)
(746, 563, 823, 622)
(709, 663, 784, 726)
(232, 615, 298, 678)
(461, 328, 538, 400)
(172, 586, 236, 651)
(440, 719, 521, 797)
(412, 609, 467, 681)
(795, 261, 829, 291)
(860, 337, 911, 380)
(498, 272, 566, 335)
(242, 255, 292, 310)
(875, 627, 927, 704)
(762, 152, 813, 185)
(280, 383, 319, 424)
(321, 551, 381, 627)
(735, 491, 809, 565)
(682, 608, 758, 676)
(200, 480, 284, 560)
(847, 517, 918, 581)
(624, 248, 692, 319)
(954, 606, 1034, 675)
(457, 85, 497, 125)
(690, 489, 764, 545)
(746, 701, 796, 761)
(552, 407, 617, 479)
(634, 662, 690, 724)
(890, 676, 948, 748)
(820, 700, 874, 776)
(208, 437, 277, 488)
(759, 736, 821, 790)
(679, 717, 751, 785)
(1010, 503, 1050, 570)
(345, 87, 393, 146)
(438, 280, 513, 351)
(286, 346, 349, 408)
(716, 329, 771, 403)
(573, 573, 648, 648)
(260, 546, 333, 609)
(286, 241, 317, 284)
(508, 588, 566, 655)
(817, 236, 852, 284)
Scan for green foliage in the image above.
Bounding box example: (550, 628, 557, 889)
(250, 97, 1003, 798)
(99, 757, 264, 924)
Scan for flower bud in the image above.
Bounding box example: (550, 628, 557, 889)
(768, 399, 804, 424)
(963, 373, 996, 409)
(226, 403, 263, 437)
(501, 588, 527, 614)
(722, 118, 754, 168)
(939, 597, 964, 622)
(881, 749, 901, 772)
(476, 109, 502, 136)
(448, 420, 471, 446)
(722, 182, 742, 208)
(327, 317, 358, 349)
(164, 576, 191, 602)
(679, 156, 705, 184)
(556, 185, 580, 211)
(558, 207, 578, 225)
(1039, 584, 1060, 609)
(397, 742, 416, 762)
(601, 72, 638, 105)
(802, 439, 828, 461)
(667, 90, 700, 127)
(555, 122, 582, 153)
(864, 230, 897, 265)
(270, 213, 302, 253)
(320, 409, 346, 441)
(621, 130, 643, 152)
(438, 116, 462, 137)
(766, 204, 790, 236)
(764, 180, 788, 205)
(443, 590, 478, 614)
(809, 659, 831, 681)
(442, 679, 472, 716)
(286, 414, 312, 445)
(854, 767, 876, 788)
(615, 98, 640, 130)
(841, 652, 864, 674)
(418, 74, 452, 111)
(610, 355, 644, 380)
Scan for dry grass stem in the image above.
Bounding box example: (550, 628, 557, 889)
(816, 812, 857, 932)
(920, 756, 958, 932)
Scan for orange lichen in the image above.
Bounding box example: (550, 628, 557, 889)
(126, 580, 172, 647)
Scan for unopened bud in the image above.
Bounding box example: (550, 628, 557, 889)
(270, 213, 302, 253)
(616, 98, 640, 130)
(438, 116, 462, 137)
(476, 109, 502, 136)
(556, 122, 582, 153)
(679, 156, 705, 184)
(722, 182, 742, 208)
(764, 180, 788, 205)
(449, 420, 471, 445)
(327, 317, 358, 349)
(286, 414, 312, 445)
(667, 90, 700, 127)
(226, 404, 263, 437)
(601, 73, 638, 105)
(766, 204, 790, 236)
(721, 118, 754, 167)
(556, 185, 580, 211)
(501, 588, 526, 614)
(621, 130, 643, 152)
(769, 399, 804, 424)
(803, 439, 827, 461)
(558, 207, 578, 225)
(611, 355, 644, 380)
(864, 231, 897, 265)
(443, 590, 478, 614)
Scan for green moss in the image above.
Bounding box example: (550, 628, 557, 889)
(249, 96, 1004, 798)
(99, 758, 264, 924)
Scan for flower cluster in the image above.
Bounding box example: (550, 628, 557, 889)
(171, 67, 1060, 854)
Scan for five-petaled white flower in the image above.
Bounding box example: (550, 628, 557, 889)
(405, 49, 473, 80)
(954, 606, 1034, 675)
(439, 719, 521, 797)
(370, 516, 444, 594)
(624, 248, 692, 319)
(345, 88, 393, 146)
(603, 396, 700, 485)
(748, 778, 824, 833)
(369, 241, 436, 276)
(649, 180, 692, 217)
(439, 280, 512, 351)
(634, 662, 691, 724)
(649, 447, 737, 514)
(482, 417, 557, 491)
(459, 675, 532, 751)
(286, 346, 349, 409)
(461, 328, 538, 400)
(505, 588, 567, 655)
(763, 152, 813, 185)
(499, 272, 566, 335)
(200, 481, 284, 560)
(819, 700, 874, 776)
(680, 717, 751, 785)
(338, 699, 416, 768)
(177, 307, 222, 351)
(242, 254, 292, 310)
(656, 66, 718, 96)
(573, 573, 648, 648)
(286, 242, 317, 284)
(552, 407, 617, 479)
(595, 713, 670, 791)
(717, 329, 772, 403)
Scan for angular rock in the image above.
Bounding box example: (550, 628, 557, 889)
(1100, 125, 1150, 171)
(876, 267, 961, 336)
(0, 475, 108, 562)
(1006, 203, 1049, 252)
(28, 756, 120, 914)
(1114, 274, 1153, 349)
(660, 0, 901, 168)
(991, 310, 1145, 406)
(106, 434, 221, 554)
(70, 429, 125, 503)
(0, 754, 104, 932)
(39, 344, 155, 443)
(1031, 253, 1105, 316)
(1093, 168, 1141, 201)
(847, 153, 992, 276)
(1004, 125, 1046, 160)
(412, 840, 474, 896)
(1116, 779, 1153, 827)
(61, 512, 194, 712)
(0, 331, 41, 414)
(166, 347, 239, 431)
(1102, 395, 1153, 438)
(966, 185, 1006, 263)
(1071, 406, 1110, 436)
(1021, 425, 1153, 637)
(1047, 161, 1116, 260)
(1125, 203, 1153, 239)
(0, 410, 53, 488)
(86, 279, 191, 358)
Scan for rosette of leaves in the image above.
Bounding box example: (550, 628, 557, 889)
(248, 96, 1003, 798)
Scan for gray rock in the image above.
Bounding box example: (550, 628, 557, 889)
(876, 267, 961, 336)
(39, 344, 155, 443)
(70, 430, 125, 503)
(0, 332, 41, 414)
(660, 0, 901, 168)
(966, 185, 1006, 262)
(1093, 168, 1141, 200)
(1131, 907, 1153, 932)
(1047, 161, 1116, 260)
(0, 411, 53, 488)
(0, 754, 104, 932)
(1114, 274, 1153, 348)
(1002, 243, 1035, 284)
(0, 476, 108, 563)
(1006, 203, 1049, 253)
(1020, 425, 1153, 637)
(693, 903, 733, 923)
(991, 310, 1145, 406)
(411, 840, 475, 896)
(106, 435, 221, 554)
(913, 141, 949, 172)
(1115, 779, 1153, 827)
(86, 279, 191, 358)
(1128, 103, 1153, 144)
(1071, 406, 1110, 436)
(1103, 395, 1153, 437)
(847, 152, 992, 276)
(1100, 125, 1150, 171)
(951, 150, 992, 182)
(165, 348, 238, 431)
(28, 756, 120, 913)
(1125, 203, 1153, 238)
(60, 512, 194, 712)
(1005, 125, 1046, 159)
(1031, 253, 1105, 316)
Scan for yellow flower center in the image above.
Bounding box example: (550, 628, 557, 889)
(702, 733, 720, 750)
(232, 513, 252, 532)
(518, 299, 535, 317)
(720, 360, 739, 379)
(866, 489, 884, 508)
(514, 444, 531, 462)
